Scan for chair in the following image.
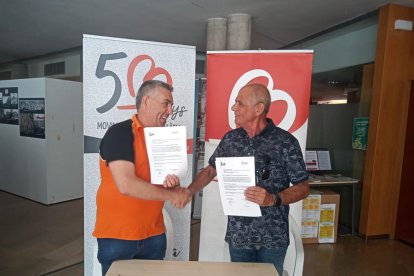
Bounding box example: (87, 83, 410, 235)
(283, 214, 304, 276)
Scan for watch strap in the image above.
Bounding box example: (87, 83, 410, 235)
(273, 192, 282, 207)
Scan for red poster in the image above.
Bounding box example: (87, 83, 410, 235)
(205, 51, 313, 140)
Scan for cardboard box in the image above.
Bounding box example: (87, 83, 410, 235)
(302, 188, 340, 244)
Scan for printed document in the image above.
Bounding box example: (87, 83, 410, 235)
(305, 150, 318, 170)
(215, 157, 262, 217)
(301, 194, 321, 238)
(317, 150, 332, 170)
(318, 203, 336, 243)
(144, 126, 187, 184)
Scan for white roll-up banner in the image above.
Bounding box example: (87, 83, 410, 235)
(83, 35, 195, 275)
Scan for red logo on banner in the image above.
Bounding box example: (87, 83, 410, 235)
(118, 55, 173, 110)
(205, 52, 313, 140)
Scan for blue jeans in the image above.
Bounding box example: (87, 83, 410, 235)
(97, 233, 166, 276)
(229, 244, 287, 276)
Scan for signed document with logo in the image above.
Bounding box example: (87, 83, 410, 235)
(215, 157, 262, 217)
(144, 126, 187, 184)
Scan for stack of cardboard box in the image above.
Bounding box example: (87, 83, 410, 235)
(302, 188, 340, 244)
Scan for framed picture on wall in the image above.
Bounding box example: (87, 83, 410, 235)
(0, 87, 19, 125)
(19, 98, 45, 139)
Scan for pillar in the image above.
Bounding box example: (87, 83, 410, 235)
(206, 17, 227, 51)
(226, 13, 251, 50)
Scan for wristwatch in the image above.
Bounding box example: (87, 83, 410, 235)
(273, 192, 282, 207)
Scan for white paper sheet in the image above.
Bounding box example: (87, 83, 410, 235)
(318, 203, 336, 243)
(301, 194, 321, 238)
(144, 126, 187, 184)
(305, 150, 318, 170)
(317, 150, 332, 170)
(215, 157, 262, 217)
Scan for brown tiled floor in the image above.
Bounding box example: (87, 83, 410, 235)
(0, 191, 83, 276)
(1, 190, 413, 275)
(303, 236, 414, 275)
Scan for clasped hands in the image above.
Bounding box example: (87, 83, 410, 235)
(163, 174, 192, 209)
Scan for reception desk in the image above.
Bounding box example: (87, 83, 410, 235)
(107, 260, 278, 276)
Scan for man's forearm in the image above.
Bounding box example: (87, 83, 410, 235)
(279, 180, 310, 205)
(188, 165, 217, 196)
(120, 177, 176, 201)
(109, 160, 184, 202)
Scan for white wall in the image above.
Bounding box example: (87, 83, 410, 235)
(0, 78, 48, 202)
(0, 78, 83, 204)
(29, 50, 81, 79)
(0, 49, 82, 80)
(45, 78, 83, 203)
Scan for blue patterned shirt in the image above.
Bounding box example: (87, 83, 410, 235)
(209, 119, 308, 249)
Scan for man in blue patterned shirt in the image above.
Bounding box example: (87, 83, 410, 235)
(188, 83, 309, 275)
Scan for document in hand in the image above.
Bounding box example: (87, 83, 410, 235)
(144, 126, 188, 184)
(215, 157, 262, 217)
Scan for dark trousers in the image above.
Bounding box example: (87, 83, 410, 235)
(97, 233, 166, 276)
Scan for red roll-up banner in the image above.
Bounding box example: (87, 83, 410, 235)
(206, 50, 313, 142)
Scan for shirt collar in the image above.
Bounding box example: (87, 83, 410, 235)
(241, 118, 275, 138)
(131, 114, 144, 131)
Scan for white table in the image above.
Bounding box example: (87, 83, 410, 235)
(107, 260, 278, 276)
(309, 174, 359, 235)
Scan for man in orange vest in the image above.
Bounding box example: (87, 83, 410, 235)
(93, 80, 191, 275)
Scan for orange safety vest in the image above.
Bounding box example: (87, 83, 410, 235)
(93, 115, 164, 240)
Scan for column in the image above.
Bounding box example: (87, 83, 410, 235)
(226, 13, 251, 50)
(206, 17, 227, 51)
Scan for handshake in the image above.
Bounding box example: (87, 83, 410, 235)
(162, 174, 192, 209)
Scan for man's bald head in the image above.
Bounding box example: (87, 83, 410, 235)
(242, 83, 271, 115)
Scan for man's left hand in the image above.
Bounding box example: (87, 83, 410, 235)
(244, 186, 274, 206)
(163, 174, 180, 188)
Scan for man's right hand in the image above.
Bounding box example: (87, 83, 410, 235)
(170, 187, 192, 208)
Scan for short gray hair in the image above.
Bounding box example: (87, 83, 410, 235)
(135, 80, 174, 111)
(243, 83, 271, 115)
